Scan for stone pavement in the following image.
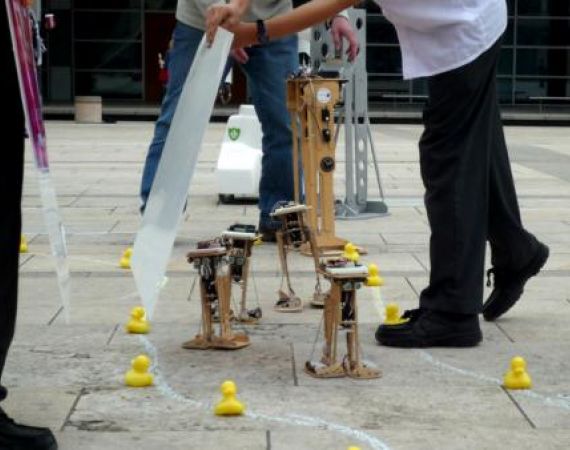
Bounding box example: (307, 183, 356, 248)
(3, 121, 570, 449)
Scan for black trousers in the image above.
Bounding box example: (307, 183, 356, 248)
(419, 37, 537, 315)
(0, 2, 25, 402)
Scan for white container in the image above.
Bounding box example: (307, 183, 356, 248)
(216, 105, 262, 202)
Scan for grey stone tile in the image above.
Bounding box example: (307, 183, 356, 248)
(57, 431, 267, 450)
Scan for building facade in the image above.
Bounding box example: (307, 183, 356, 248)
(42, 0, 569, 111)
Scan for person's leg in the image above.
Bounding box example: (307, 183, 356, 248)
(417, 41, 506, 316)
(240, 36, 298, 232)
(139, 22, 204, 211)
(377, 39, 508, 347)
(486, 104, 538, 270)
(481, 98, 548, 321)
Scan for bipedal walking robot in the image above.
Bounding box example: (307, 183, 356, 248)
(271, 202, 328, 312)
(305, 245, 381, 379)
(221, 223, 262, 323)
(182, 239, 250, 350)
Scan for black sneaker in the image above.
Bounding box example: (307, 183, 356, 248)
(375, 308, 482, 348)
(0, 408, 58, 450)
(483, 242, 549, 322)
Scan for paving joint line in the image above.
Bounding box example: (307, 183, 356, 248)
(107, 220, 120, 233)
(60, 387, 86, 432)
(106, 324, 120, 346)
(411, 253, 428, 273)
(494, 322, 515, 343)
(501, 386, 537, 429)
(404, 276, 420, 298)
(19, 254, 34, 268)
(290, 342, 299, 387)
(47, 306, 64, 326)
(266, 429, 272, 450)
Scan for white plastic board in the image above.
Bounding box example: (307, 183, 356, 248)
(131, 29, 233, 319)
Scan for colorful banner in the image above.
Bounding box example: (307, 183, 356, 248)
(6, 0, 70, 321)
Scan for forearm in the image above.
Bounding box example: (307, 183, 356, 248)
(266, 0, 357, 40)
(214, 0, 357, 48)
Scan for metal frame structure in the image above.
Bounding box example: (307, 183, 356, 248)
(310, 8, 388, 218)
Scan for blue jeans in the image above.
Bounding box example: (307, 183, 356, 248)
(140, 21, 298, 224)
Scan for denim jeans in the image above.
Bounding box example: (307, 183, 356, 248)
(140, 21, 298, 225)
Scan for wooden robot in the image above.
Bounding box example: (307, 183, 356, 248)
(182, 240, 250, 350)
(305, 248, 381, 379)
(271, 202, 327, 311)
(221, 223, 262, 323)
(287, 75, 348, 254)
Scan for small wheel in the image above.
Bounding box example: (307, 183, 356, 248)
(218, 194, 234, 204)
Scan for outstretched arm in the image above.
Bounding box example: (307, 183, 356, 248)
(207, 0, 358, 48)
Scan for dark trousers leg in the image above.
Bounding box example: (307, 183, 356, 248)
(418, 38, 536, 315)
(487, 104, 538, 270)
(0, 3, 25, 402)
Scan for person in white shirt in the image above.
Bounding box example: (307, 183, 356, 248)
(206, 0, 549, 348)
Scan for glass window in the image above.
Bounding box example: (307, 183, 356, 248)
(48, 66, 73, 101)
(75, 12, 142, 40)
(496, 78, 514, 103)
(367, 46, 403, 75)
(75, 42, 142, 70)
(74, 0, 140, 9)
(518, 1, 570, 16)
(47, 0, 71, 10)
(503, 19, 514, 46)
(145, 0, 177, 10)
(498, 48, 514, 76)
(46, 9, 72, 66)
(75, 72, 142, 99)
(368, 75, 410, 103)
(518, 18, 570, 46)
(366, 15, 398, 45)
(515, 78, 570, 100)
(506, 0, 515, 16)
(411, 78, 428, 97)
(516, 48, 570, 76)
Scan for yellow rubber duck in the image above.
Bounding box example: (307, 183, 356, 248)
(503, 356, 532, 390)
(366, 263, 384, 287)
(343, 242, 360, 263)
(125, 355, 153, 387)
(384, 303, 408, 325)
(119, 247, 133, 269)
(348, 447, 361, 450)
(214, 380, 245, 416)
(19, 235, 28, 253)
(125, 306, 150, 334)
